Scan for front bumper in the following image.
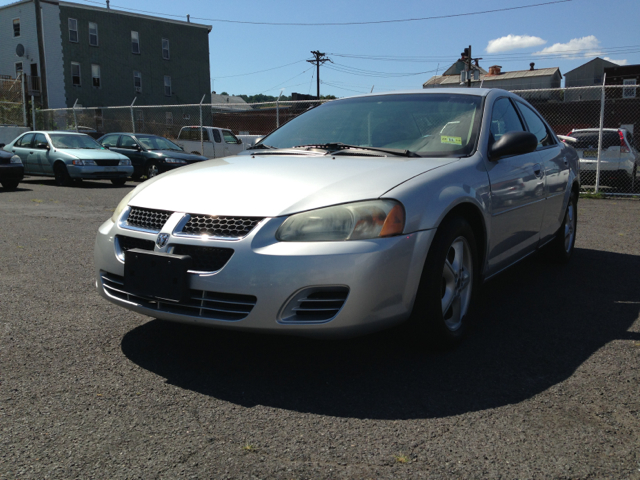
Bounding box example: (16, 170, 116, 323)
(0, 164, 24, 182)
(94, 215, 435, 337)
(68, 165, 133, 180)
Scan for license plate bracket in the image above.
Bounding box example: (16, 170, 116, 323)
(124, 248, 192, 302)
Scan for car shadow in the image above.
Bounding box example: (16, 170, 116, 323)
(20, 178, 134, 189)
(0, 186, 32, 193)
(121, 248, 640, 420)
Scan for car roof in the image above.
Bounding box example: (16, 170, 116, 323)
(338, 88, 496, 100)
(30, 131, 90, 135)
(571, 128, 625, 132)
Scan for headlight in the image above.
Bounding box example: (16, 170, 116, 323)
(276, 200, 405, 242)
(72, 159, 97, 166)
(164, 157, 187, 164)
(111, 188, 138, 223)
(119, 158, 131, 166)
(10, 155, 22, 164)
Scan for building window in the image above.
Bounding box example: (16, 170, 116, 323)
(15, 62, 23, 77)
(165, 112, 173, 125)
(91, 64, 100, 88)
(623, 79, 637, 99)
(131, 31, 140, 54)
(71, 62, 81, 86)
(13, 18, 20, 37)
(89, 22, 98, 46)
(164, 75, 171, 96)
(162, 38, 170, 60)
(133, 70, 142, 92)
(68, 18, 78, 42)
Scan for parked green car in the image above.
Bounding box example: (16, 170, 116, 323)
(3, 131, 132, 186)
(98, 133, 208, 181)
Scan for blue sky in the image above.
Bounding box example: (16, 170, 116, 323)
(7, 0, 640, 97)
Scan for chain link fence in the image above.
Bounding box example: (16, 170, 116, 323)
(35, 86, 639, 197)
(0, 76, 26, 126)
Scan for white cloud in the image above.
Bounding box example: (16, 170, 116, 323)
(603, 57, 628, 65)
(534, 35, 601, 58)
(485, 35, 546, 53)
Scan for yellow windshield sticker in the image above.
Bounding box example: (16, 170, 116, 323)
(441, 135, 462, 145)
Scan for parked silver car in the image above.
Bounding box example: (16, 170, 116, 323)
(4, 131, 133, 186)
(94, 89, 579, 347)
(568, 128, 639, 190)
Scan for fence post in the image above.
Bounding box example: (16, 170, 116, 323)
(31, 95, 36, 129)
(130, 97, 137, 133)
(199, 94, 205, 155)
(20, 73, 27, 127)
(276, 89, 283, 128)
(72, 98, 79, 132)
(595, 74, 606, 194)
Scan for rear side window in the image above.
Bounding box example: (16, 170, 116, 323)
(212, 129, 221, 143)
(517, 102, 555, 148)
(179, 128, 204, 141)
(100, 134, 120, 147)
(490, 97, 524, 143)
(17, 133, 34, 147)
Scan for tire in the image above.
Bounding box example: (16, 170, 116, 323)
(111, 178, 127, 186)
(547, 192, 577, 263)
(146, 161, 159, 179)
(1, 179, 20, 190)
(411, 217, 478, 349)
(53, 163, 72, 187)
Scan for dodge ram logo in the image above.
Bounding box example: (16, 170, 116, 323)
(156, 233, 169, 248)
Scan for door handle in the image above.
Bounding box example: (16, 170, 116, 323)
(29, 151, 34, 154)
(533, 163, 544, 178)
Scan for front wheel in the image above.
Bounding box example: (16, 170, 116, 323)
(111, 178, 127, 186)
(53, 163, 72, 187)
(411, 217, 478, 349)
(547, 192, 577, 263)
(146, 161, 159, 179)
(1, 179, 20, 190)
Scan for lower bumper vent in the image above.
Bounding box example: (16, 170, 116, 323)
(280, 286, 349, 323)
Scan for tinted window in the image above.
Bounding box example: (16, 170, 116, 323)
(33, 133, 48, 149)
(490, 98, 524, 143)
(212, 129, 221, 143)
(517, 103, 554, 148)
(222, 130, 239, 143)
(100, 134, 120, 147)
(571, 131, 619, 150)
(119, 136, 138, 148)
(17, 133, 34, 147)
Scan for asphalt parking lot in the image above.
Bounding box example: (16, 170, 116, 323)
(1, 178, 639, 479)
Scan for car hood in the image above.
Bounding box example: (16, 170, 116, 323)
(129, 153, 458, 217)
(55, 148, 129, 161)
(148, 150, 208, 161)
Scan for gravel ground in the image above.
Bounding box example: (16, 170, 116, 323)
(1, 179, 639, 479)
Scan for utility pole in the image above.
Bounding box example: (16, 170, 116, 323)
(460, 45, 482, 88)
(307, 51, 331, 99)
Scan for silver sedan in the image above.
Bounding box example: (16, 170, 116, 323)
(94, 89, 579, 347)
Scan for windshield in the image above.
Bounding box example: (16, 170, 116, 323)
(260, 93, 483, 157)
(137, 135, 183, 151)
(49, 134, 103, 149)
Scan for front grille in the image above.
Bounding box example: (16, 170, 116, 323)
(116, 235, 155, 253)
(181, 215, 263, 238)
(171, 244, 234, 272)
(126, 207, 172, 231)
(95, 160, 121, 166)
(100, 271, 256, 321)
(281, 287, 349, 322)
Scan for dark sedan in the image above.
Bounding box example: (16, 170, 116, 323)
(98, 133, 208, 181)
(0, 148, 24, 190)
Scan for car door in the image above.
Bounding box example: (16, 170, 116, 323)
(116, 135, 145, 171)
(485, 97, 545, 275)
(222, 130, 243, 156)
(11, 133, 36, 174)
(515, 101, 568, 243)
(32, 133, 51, 175)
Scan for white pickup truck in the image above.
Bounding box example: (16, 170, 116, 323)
(175, 126, 261, 159)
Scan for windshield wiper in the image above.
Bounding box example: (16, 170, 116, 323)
(292, 142, 420, 158)
(247, 143, 275, 150)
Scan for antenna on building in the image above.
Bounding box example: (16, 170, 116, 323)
(187, 14, 190, 23)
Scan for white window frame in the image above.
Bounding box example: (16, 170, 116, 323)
(13, 18, 20, 38)
(68, 18, 78, 43)
(162, 38, 170, 60)
(71, 62, 81, 87)
(89, 22, 98, 46)
(91, 64, 101, 88)
(131, 31, 140, 54)
(133, 70, 142, 92)
(622, 79, 637, 99)
(164, 75, 171, 97)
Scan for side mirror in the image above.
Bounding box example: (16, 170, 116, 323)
(489, 131, 538, 160)
(135, 144, 142, 151)
(237, 138, 243, 144)
(104, 145, 110, 149)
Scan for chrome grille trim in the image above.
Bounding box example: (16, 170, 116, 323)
(100, 271, 256, 322)
(125, 207, 172, 232)
(179, 214, 264, 239)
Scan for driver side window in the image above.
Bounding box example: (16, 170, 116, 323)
(119, 135, 138, 149)
(490, 98, 524, 143)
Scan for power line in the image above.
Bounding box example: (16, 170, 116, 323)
(213, 60, 307, 79)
